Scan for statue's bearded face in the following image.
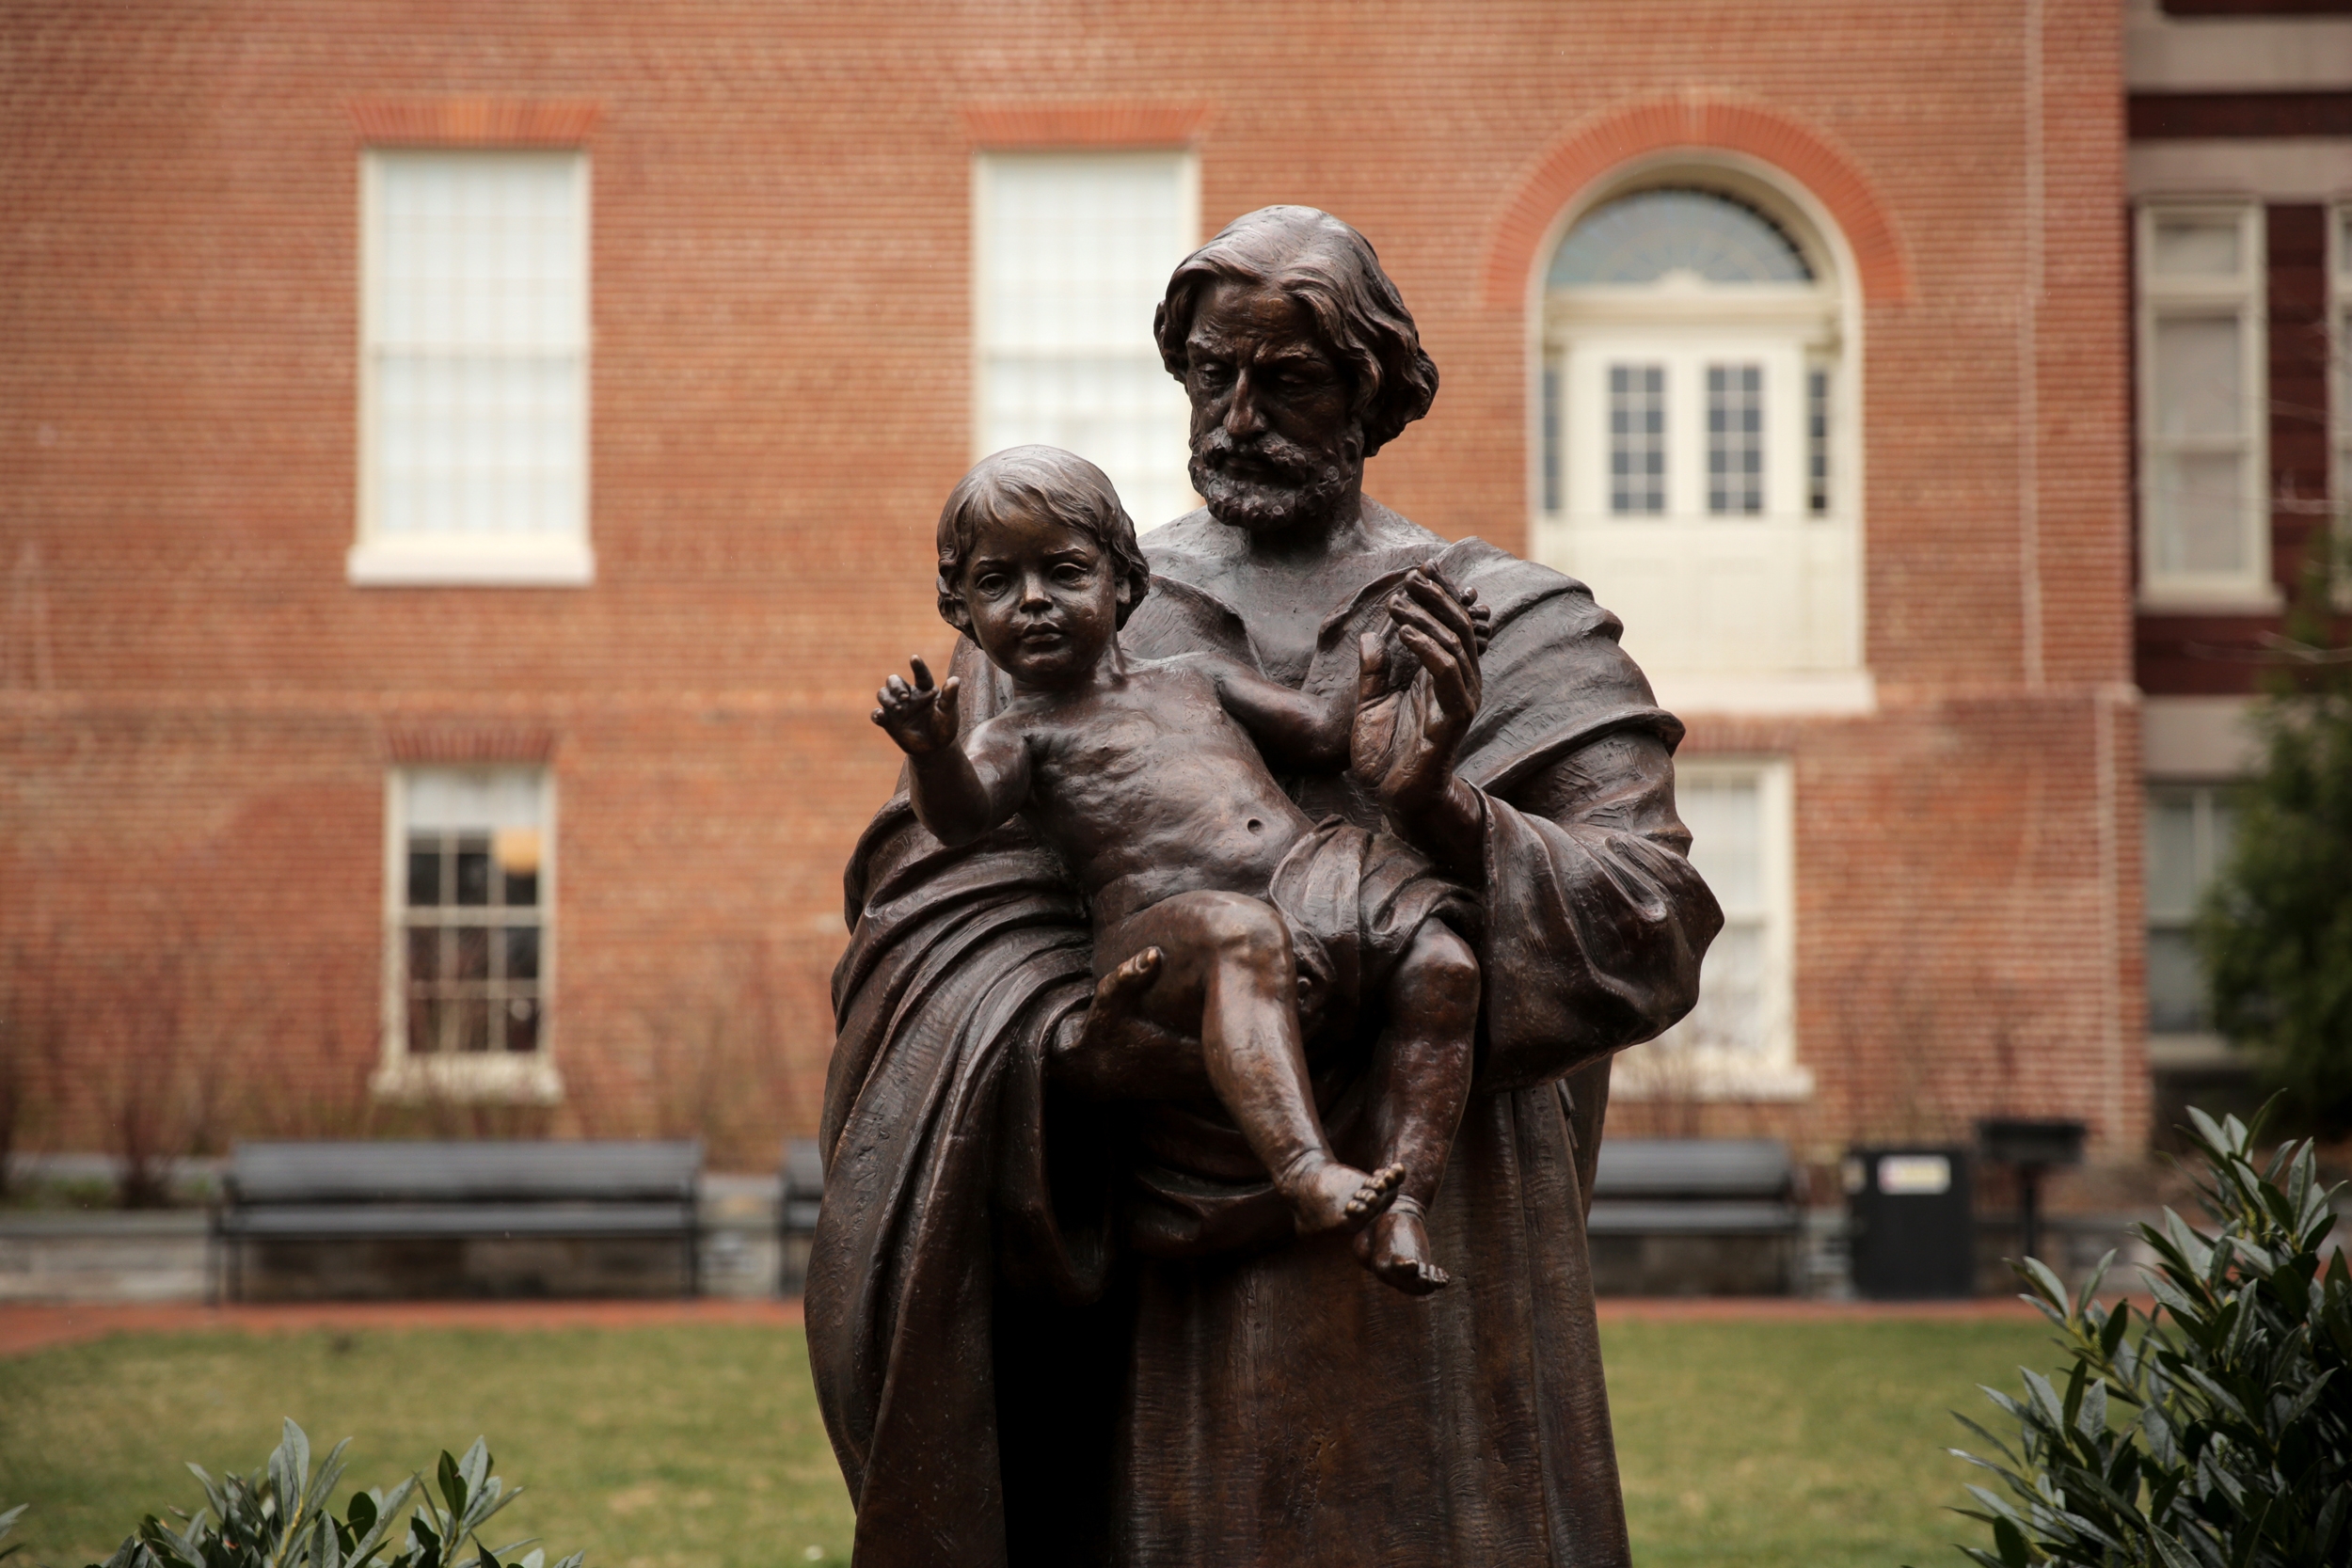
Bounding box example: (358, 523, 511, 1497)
(1181, 279, 1364, 536)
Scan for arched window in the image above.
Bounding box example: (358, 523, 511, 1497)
(1549, 188, 1813, 287)
(1535, 177, 1863, 712)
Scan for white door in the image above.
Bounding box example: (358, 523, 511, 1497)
(1554, 325, 1852, 680)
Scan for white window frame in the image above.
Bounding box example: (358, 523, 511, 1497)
(2143, 780, 2240, 1071)
(1530, 161, 1870, 718)
(971, 150, 1200, 533)
(373, 767, 564, 1102)
(1613, 755, 1810, 1102)
(2136, 200, 2274, 610)
(351, 150, 595, 587)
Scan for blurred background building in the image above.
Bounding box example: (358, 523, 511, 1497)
(2, 0, 2344, 1175)
(2124, 0, 2352, 1132)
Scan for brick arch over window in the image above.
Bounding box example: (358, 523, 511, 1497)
(1482, 95, 1912, 309)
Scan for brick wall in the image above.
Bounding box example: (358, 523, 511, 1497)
(0, 0, 2143, 1164)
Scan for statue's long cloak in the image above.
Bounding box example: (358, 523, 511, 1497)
(810, 522, 1719, 1567)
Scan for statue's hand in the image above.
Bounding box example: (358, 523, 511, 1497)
(1049, 947, 1213, 1101)
(1352, 564, 1485, 832)
(871, 655, 961, 754)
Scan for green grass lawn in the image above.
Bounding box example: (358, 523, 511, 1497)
(1602, 1317, 2049, 1567)
(0, 1315, 2054, 1568)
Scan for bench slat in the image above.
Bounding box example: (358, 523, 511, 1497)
(1585, 1199, 1802, 1235)
(1590, 1138, 1796, 1199)
(229, 1141, 702, 1204)
(219, 1203, 695, 1239)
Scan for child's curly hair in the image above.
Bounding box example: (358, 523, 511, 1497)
(934, 446, 1152, 633)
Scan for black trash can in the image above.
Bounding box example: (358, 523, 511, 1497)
(1845, 1146, 1974, 1299)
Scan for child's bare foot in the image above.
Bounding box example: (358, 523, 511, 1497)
(1355, 1201, 1450, 1295)
(1283, 1159, 1405, 1234)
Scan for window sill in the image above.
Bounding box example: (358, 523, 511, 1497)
(371, 1054, 564, 1104)
(2147, 1033, 2247, 1072)
(1645, 669, 1876, 718)
(2144, 695, 2260, 779)
(348, 537, 595, 587)
(2137, 583, 2284, 616)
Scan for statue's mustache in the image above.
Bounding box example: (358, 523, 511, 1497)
(1192, 429, 1323, 483)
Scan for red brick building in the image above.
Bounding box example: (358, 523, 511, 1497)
(2122, 0, 2352, 1129)
(2, 0, 2270, 1174)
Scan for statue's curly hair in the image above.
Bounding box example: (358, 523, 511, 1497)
(1152, 206, 1439, 458)
(934, 445, 1152, 633)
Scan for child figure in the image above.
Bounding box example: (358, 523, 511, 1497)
(870, 445, 1481, 1294)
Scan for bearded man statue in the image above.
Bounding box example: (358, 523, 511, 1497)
(809, 205, 1722, 1568)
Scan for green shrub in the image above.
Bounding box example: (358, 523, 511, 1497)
(2197, 562, 2352, 1136)
(68, 1421, 581, 1568)
(2200, 689, 2352, 1133)
(1936, 1106, 2351, 1568)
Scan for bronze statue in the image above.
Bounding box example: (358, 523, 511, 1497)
(873, 445, 1486, 1291)
(812, 206, 1722, 1567)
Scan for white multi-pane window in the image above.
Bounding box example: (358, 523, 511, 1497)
(1707, 364, 1764, 514)
(374, 768, 561, 1101)
(2136, 202, 2268, 608)
(975, 151, 1199, 533)
(1609, 365, 1666, 513)
(352, 151, 592, 586)
(1806, 367, 1830, 515)
(1616, 757, 1808, 1100)
(1538, 182, 1863, 713)
(2145, 784, 2237, 1044)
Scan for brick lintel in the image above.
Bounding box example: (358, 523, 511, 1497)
(348, 98, 602, 148)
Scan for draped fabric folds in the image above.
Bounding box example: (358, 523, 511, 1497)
(810, 522, 1721, 1567)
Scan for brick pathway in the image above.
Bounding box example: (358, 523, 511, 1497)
(0, 1292, 2059, 1361)
(0, 1297, 804, 1360)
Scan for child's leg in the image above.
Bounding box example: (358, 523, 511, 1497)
(1353, 919, 1480, 1294)
(1098, 892, 1402, 1233)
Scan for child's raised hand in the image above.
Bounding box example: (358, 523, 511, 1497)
(872, 655, 961, 754)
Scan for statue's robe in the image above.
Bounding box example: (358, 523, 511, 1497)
(809, 519, 1720, 1567)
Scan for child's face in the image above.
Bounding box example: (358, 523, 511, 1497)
(954, 504, 1122, 688)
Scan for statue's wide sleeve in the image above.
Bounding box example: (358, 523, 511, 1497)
(1444, 545, 1723, 1093)
(810, 638, 1118, 1568)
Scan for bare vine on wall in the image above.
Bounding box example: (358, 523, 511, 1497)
(639, 939, 825, 1169)
(0, 932, 71, 1199)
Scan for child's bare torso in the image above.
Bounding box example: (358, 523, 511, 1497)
(988, 660, 1320, 934)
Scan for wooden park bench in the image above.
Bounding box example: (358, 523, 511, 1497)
(764, 1133, 1803, 1296)
(1584, 1137, 1804, 1295)
(215, 1139, 703, 1302)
